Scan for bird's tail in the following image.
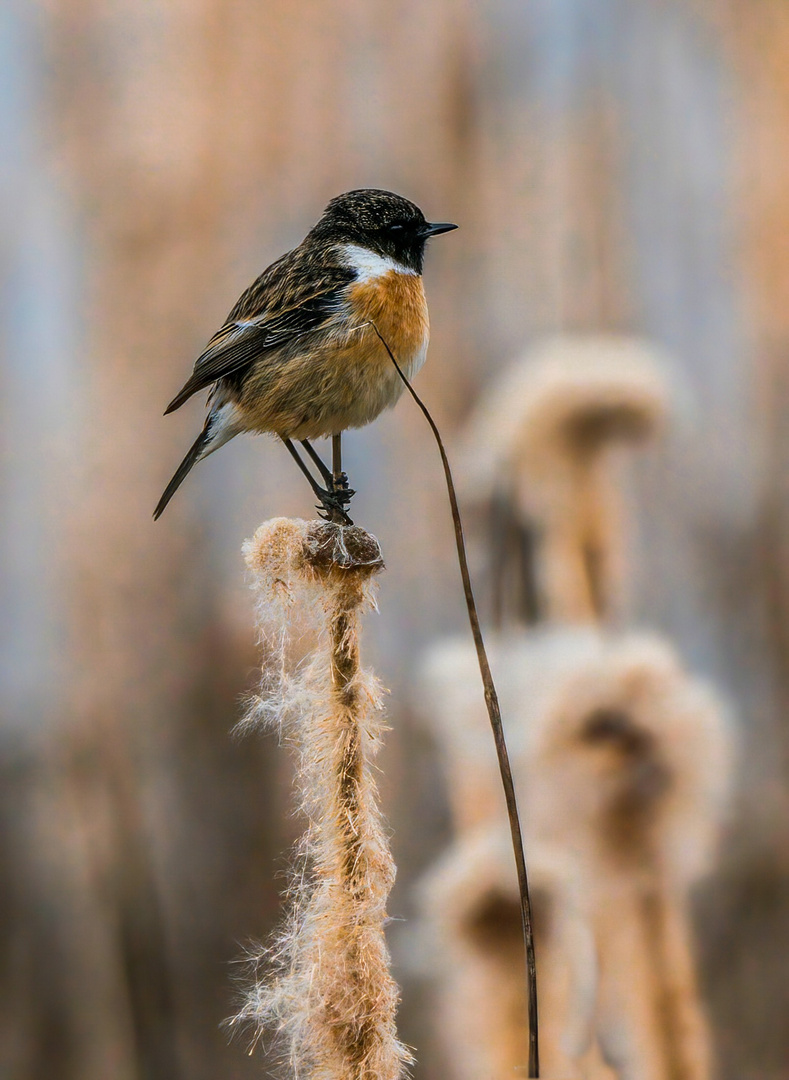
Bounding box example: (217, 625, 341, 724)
(153, 424, 211, 520)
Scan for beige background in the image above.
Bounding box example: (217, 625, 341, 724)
(2, 2, 788, 1077)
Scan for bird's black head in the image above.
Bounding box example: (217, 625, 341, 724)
(310, 188, 457, 274)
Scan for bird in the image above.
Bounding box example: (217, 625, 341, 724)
(154, 188, 457, 524)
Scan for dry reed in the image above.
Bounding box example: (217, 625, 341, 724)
(417, 337, 729, 1078)
(231, 517, 410, 1080)
(419, 629, 732, 1079)
(461, 335, 671, 623)
(420, 828, 609, 1079)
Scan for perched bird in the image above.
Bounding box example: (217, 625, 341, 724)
(154, 188, 457, 523)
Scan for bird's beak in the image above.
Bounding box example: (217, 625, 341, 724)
(422, 221, 458, 237)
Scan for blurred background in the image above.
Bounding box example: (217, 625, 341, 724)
(2, 1, 789, 1078)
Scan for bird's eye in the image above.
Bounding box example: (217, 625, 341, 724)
(387, 223, 404, 233)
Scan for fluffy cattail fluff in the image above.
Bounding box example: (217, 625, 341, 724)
(418, 629, 732, 1079)
(231, 518, 411, 1080)
(420, 829, 615, 1080)
(461, 336, 672, 624)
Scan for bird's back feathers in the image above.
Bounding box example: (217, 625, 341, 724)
(164, 249, 355, 414)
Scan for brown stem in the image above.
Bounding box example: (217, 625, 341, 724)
(370, 325, 540, 1076)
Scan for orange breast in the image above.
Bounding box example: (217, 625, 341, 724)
(235, 269, 430, 440)
(347, 271, 429, 367)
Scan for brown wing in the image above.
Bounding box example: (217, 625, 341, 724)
(163, 248, 354, 415)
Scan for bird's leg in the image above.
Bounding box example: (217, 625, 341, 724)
(282, 438, 353, 526)
(299, 437, 355, 508)
(299, 440, 333, 486)
(332, 432, 343, 486)
(330, 432, 355, 505)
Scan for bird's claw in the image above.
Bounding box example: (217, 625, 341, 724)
(316, 488, 354, 527)
(330, 472, 355, 506)
(316, 505, 354, 527)
(312, 471, 356, 524)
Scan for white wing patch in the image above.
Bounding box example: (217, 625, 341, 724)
(340, 243, 418, 282)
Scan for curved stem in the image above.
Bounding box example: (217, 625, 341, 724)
(370, 325, 539, 1077)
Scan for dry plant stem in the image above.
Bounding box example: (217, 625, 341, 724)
(370, 324, 540, 1077)
(237, 521, 409, 1080)
(321, 555, 384, 1074)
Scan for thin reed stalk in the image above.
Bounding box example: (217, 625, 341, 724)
(371, 324, 540, 1075)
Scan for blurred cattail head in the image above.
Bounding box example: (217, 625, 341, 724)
(418, 829, 607, 1079)
(462, 335, 672, 505)
(420, 628, 732, 883)
(418, 630, 733, 1079)
(460, 335, 675, 624)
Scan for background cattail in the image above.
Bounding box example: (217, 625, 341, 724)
(419, 828, 612, 1079)
(416, 339, 730, 1079)
(460, 335, 672, 625)
(418, 629, 732, 1079)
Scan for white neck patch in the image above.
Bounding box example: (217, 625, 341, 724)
(340, 243, 417, 282)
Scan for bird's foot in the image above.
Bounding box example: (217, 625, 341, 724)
(330, 471, 356, 506)
(315, 487, 354, 527)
